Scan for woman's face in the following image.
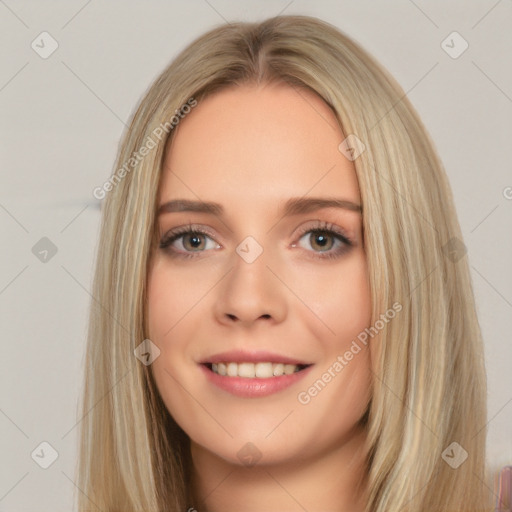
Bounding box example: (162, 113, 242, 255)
(147, 83, 372, 467)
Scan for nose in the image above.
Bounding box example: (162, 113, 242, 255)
(214, 245, 287, 327)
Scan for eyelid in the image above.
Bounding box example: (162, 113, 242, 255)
(159, 220, 354, 258)
(292, 220, 353, 245)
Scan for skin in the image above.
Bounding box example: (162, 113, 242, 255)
(147, 82, 372, 512)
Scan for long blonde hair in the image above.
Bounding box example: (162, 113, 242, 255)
(77, 15, 492, 511)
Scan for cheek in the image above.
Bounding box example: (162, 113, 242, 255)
(146, 263, 200, 427)
(295, 250, 371, 343)
(330, 256, 371, 339)
(147, 267, 175, 342)
(146, 263, 185, 386)
(146, 259, 211, 341)
(292, 252, 372, 419)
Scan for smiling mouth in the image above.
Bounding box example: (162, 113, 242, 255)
(203, 362, 311, 378)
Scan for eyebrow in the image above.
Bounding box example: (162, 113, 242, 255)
(158, 197, 362, 216)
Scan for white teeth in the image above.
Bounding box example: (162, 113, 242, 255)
(284, 364, 296, 375)
(210, 361, 305, 378)
(273, 363, 284, 376)
(255, 362, 273, 378)
(227, 362, 238, 377)
(238, 362, 255, 378)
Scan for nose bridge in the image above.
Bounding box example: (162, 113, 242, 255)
(214, 235, 286, 325)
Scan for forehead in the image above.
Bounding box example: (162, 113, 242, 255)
(160, 83, 360, 207)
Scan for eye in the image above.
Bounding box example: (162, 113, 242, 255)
(159, 225, 220, 258)
(159, 221, 354, 260)
(294, 222, 353, 260)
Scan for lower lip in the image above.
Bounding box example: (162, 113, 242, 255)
(200, 364, 313, 398)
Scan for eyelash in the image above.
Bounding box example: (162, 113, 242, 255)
(159, 221, 354, 261)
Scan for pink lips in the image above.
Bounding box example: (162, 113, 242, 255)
(199, 350, 313, 398)
(200, 349, 311, 366)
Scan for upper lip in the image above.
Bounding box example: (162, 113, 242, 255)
(200, 349, 312, 365)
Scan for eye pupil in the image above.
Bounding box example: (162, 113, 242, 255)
(184, 234, 204, 250)
(310, 231, 333, 251)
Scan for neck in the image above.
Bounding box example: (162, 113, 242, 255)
(188, 425, 368, 512)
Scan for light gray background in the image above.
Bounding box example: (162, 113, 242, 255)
(1, 1, 511, 510)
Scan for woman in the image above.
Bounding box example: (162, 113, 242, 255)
(78, 15, 493, 512)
